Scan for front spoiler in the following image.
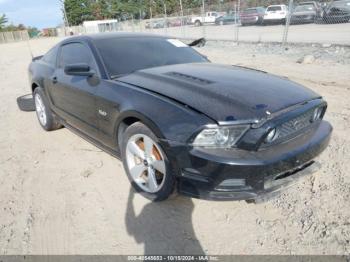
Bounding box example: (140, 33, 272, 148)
(252, 161, 321, 203)
(181, 161, 320, 202)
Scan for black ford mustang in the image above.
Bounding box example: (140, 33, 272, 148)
(28, 33, 332, 201)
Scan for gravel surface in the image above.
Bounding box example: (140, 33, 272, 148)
(0, 37, 349, 255)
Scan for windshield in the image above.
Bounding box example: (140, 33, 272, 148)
(294, 5, 315, 11)
(94, 37, 208, 78)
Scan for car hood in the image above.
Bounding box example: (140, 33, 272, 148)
(117, 63, 320, 122)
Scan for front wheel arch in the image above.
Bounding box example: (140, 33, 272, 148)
(115, 111, 166, 151)
(194, 20, 202, 26)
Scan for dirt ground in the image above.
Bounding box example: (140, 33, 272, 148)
(0, 37, 349, 255)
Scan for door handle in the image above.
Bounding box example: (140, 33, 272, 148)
(52, 76, 58, 84)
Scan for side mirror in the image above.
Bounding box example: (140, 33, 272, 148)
(64, 63, 95, 77)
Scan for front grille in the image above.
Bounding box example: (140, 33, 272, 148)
(263, 106, 325, 145)
(276, 109, 315, 140)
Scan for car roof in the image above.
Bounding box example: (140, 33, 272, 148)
(60, 32, 167, 44)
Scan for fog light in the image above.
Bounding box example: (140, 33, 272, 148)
(266, 128, 277, 143)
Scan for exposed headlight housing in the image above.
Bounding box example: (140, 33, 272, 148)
(312, 107, 323, 122)
(192, 125, 249, 148)
(265, 128, 277, 143)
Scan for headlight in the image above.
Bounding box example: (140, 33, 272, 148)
(312, 107, 323, 122)
(265, 128, 277, 143)
(192, 125, 249, 148)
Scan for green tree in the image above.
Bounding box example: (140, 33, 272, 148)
(0, 14, 8, 30)
(109, 0, 143, 20)
(91, 0, 114, 19)
(62, 0, 215, 23)
(64, 0, 95, 25)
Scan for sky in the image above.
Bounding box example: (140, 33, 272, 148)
(0, 0, 63, 29)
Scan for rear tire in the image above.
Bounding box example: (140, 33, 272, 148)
(194, 20, 201, 26)
(33, 87, 62, 131)
(121, 122, 176, 201)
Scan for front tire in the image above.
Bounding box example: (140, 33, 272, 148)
(33, 87, 62, 131)
(121, 122, 176, 201)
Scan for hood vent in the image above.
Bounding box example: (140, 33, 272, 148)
(165, 71, 214, 85)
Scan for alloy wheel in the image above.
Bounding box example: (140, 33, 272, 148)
(34, 93, 47, 126)
(125, 134, 166, 193)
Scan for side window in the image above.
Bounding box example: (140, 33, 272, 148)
(59, 43, 96, 70)
(42, 46, 58, 66)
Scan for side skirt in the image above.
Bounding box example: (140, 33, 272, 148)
(58, 116, 122, 160)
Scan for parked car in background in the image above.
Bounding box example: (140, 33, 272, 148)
(168, 18, 182, 27)
(263, 5, 288, 24)
(145, 20, 165, 29)
(215, 12, 240, 25)
(322, 0, 350, 23)
(291, 4, 317, 24)
(298, 1, 323, 18)
(240, 7, 266, 25)
(191, 11, 220, 26)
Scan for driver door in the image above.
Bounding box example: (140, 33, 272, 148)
(49, 42, 100, 139)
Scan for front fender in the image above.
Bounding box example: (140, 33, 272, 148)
(114, 109, 166, 146)
(96, 80, 215, 152)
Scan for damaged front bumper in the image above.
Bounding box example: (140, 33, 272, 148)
(164, 120, 332, 202)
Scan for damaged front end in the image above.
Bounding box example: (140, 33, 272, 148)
(163, 98, 332, 202)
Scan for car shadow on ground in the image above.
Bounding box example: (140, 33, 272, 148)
(125, 189, 205, 255)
